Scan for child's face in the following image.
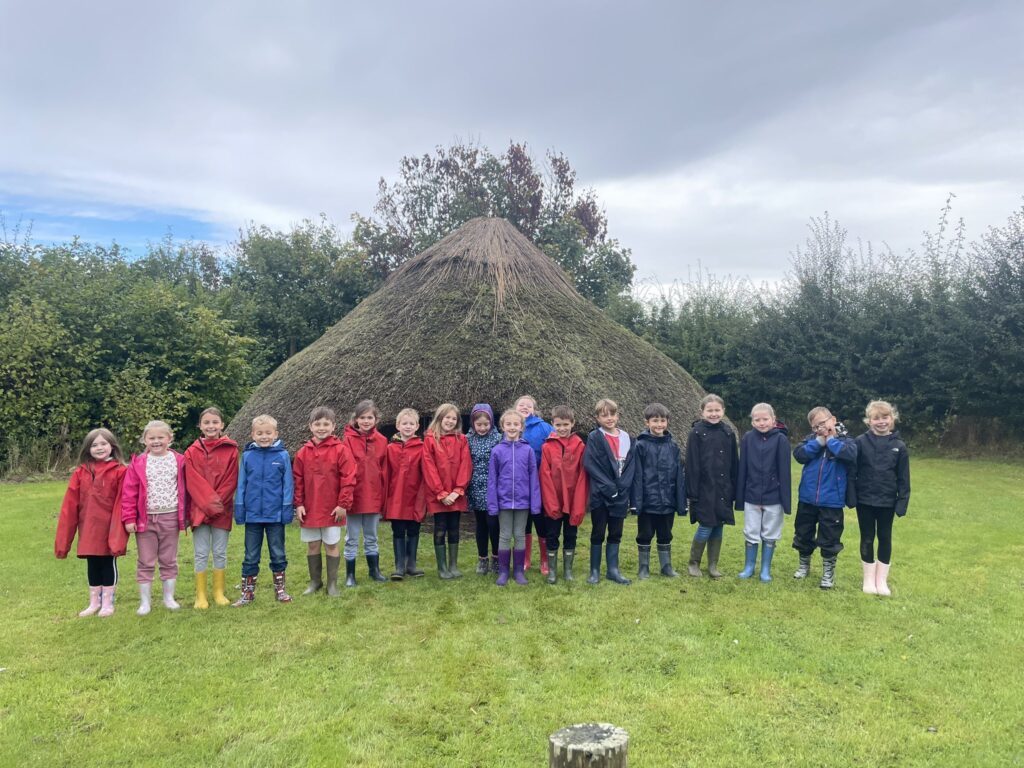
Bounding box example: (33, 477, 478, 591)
(90, 435, 112, 461)
(200, 414, 224, 439)
(473, 415, 492, 436)
(868, 411, 893, 436)
(515, 398, 535, 418)
(144, 430, 172, 455)
(597, 410, 618, 431)
(811, 413, 836, 437)
(252, 425, 278, 448)
(646, 416, 668, 437)
(751, 411, 774, 433)
(397, 416, 418, 440)
(702, 402, 724, 424)
(552, 417, 574, 439)
(310, 418, 335, 442)
(356, 412, 377, 433)
(503, 416, 523, 440)
(441, 411, 460, 434)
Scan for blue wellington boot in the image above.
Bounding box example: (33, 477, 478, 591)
(759, 542, 776, 582)
(738, 542, 758, 579)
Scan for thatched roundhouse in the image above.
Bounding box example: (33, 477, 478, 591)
(227, 217, 710, 448)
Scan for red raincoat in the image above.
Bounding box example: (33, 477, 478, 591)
(292, 434, 355, 527)
(183, 437, 238, 530)
(422, 432, 471, 514)
(342, 424, 389, 514)
(540, 433, 590, 526)
(55, 460, 129, 558)
(384, 435, 427, 522)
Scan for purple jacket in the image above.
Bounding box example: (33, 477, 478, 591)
(486, 437, 541, 516)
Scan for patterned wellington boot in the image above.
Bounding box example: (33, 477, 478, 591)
(794, 553, 812, 579)
(79, 586, 102, 617)
(273, 571, 293, 602)
(232, 575, 256, 607)
(819, 556, 837, 590)
(98, 586, 116, 617)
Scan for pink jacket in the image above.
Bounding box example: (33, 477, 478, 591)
(121, 451, 189, 533)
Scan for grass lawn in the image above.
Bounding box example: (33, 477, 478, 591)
(1, 457, 1022, 767)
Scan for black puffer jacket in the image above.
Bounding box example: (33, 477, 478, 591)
(630, 430, 686, 516)
(852, 431, 911, 516)
(685, 420, 738, 527)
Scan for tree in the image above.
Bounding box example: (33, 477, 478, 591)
(352, 141, 636, 306)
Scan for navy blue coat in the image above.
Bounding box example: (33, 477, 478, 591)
(735, 424, 792, 514)
(630, 430, 686, 516)
(234, 439, 294, 524)
(583, 428, 636, 519)
(685, 420, 738, 527)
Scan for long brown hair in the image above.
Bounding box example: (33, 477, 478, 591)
(78, 428, 125, 466)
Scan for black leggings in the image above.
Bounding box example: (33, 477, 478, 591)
(433, 511, 461, 545)
(856, 504, 895, 564)
(545, 516, 578, 552)
(473, 509, 499, 557)
(391, 520, 421, 540)
(86, 556, 117, 587)
(589, 507, 624, 545)
(636, 513, 674, 546)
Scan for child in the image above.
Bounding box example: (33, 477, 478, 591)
(685, 395, 738, 579)
(515, 395, 554, 575)
(487, 409, 542, 585)
(384, 408, 427, 580)
(467, 403, 502, 575)
(792, 406, 858, 589)
(183, 407, 238, 608)
(422, 403, 472, 579)
(233, 415, 294, 605)
(122, 420, 188, 615)
(539, 405, 588, 583)
(341, 400, 390, 586)
(854, 400, 911, 597)
(734, 403, 791, 582)
(55, 428, 129, 618)
(293, 407, 352, 597)
(582, 398, 636, 585)
(631, 403, 686, 580)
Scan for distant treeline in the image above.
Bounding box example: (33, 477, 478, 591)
(2, 199, 1021, 475)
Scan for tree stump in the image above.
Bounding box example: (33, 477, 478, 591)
(549, 723, 629, 767)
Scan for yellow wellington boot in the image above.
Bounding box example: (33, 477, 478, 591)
(194, 571, 209, 610)
(211, 569, 231, 606)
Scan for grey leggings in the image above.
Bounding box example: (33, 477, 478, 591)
(193, 525, 229, 571)
(345, 513, 381, 559)
(498, 509, 529, 550)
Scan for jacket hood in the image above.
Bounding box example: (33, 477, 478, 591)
(391, 433, 423, 447)
(343, 423, 380, 440)
(637, 429, 674, 443)
(470, 403, 496, 427)
(525, 414, 546, 427)
(198, 436, 238, 450)
(303, 434, 342, 449)
(244, 438, 288, 453)
(749, 424, 788, 439)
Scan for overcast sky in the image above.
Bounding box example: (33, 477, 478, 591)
(1, 1, 1021, 284)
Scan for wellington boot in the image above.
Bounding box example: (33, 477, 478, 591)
(862, 561, 878, 594)
(688, 539, 706, 577)
(539, 538, 550, 577)
(193, 571, 209, 610)
(794, 553, 812, 579)
(303, 554, 323, 595)
(605, 542, 631, 585)
(495, 549, 511, 586)
(137, 582, 152, 615)
(212, 569, 231, 606)
(98, 586, 116, 617)
(391, 538, 406, 581)
(447, 542, 462, 578)
(875, 561, 891, 597)
(345, 559, 357, 588)
(563, 550, 575, 581)
(523, 533, 534, 571)
(366, 554, 387, 583)
(706, 537, 723, 579)
(162, 579, 180, 610)
(232, 575, 256, 606)
(405, 535, 425, 577)
(273, 571, 293, 602)
(759, 542, 776, 583)
(738, 542, 758, 579)
(512, 549, 528, 585)
(658, 544, 679, 577)
(820, 556, 837, 590)
(637, 544, 651, 580)
(546, 551, 558, 584)
(435, 544, 454, 579)
(79, 586, 102, 617)
(325, 555, 341, 596)
(587, 543, 602, 584)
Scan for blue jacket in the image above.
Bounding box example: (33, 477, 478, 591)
(735, 424, 792, 514)
(234, 439, 294, 524)
(583, 427, 636, 519)
(631, 430, 686, 516)
(486, 438, 541, 516)
(522, 414, 554, 465)
(793, 434, 857, 509)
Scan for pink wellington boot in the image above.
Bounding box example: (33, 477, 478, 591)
(862, 561, 878, 595)
(875, 561, 891, 597)
(79, 586, 102, 617)
(98, 586, 116, 617)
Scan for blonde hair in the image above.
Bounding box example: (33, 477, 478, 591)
(595, 398, 618, 416)
(78, 428, 125, 465)
(750, 402, 776, 420)
(251, 414, 278, 430)
(395, 408, 419, 427)
(700, 394, 725, 411)
(500, 409, 525, 431)
(427, 403, 460, 441)
(807, 407, 832, 425)
(864, 400, 899, 424)
(140, 420, 174, 445)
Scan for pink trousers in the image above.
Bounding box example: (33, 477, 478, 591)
(135, 512, 180, 583)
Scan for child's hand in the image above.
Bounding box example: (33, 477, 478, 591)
(296, 505, 306, 523)
(125, 523, 136, 534)
(332, 506, 346, 524)
(209, 499, 224, 516)
(443, 492, 459, 506)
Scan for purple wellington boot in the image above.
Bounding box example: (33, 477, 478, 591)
(512, 549, 529, 585)
(496, 549, 511, 586)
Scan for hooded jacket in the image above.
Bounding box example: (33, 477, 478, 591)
(583, 427, 636, 519)
(55, 459, 129, 558)
(422, 431, 472, 513)
(685, 420, 738, 526)
(631, 429, 687, 516)
(486, 437, 542, 516)
(121, 451, 189, 533)
(540, 432, 589, 525)
(466, 403, 502, 511)
(794, 433, 857, 509)
(735, 423, 792, 514)
(852, 431, 911, 516)
(183, 436, 239, 530)
(522, 413, 554, 465)
(384, 434, 427, 522)
(234, 439, 294, 525)
(342, 424, 389, 515)
(292, 434, 354, 527)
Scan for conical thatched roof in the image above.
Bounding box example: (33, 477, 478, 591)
(228, 217, 710, 447)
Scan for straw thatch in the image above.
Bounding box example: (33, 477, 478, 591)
(227, 217, 711, 447)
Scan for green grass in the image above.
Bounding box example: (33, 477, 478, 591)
(2, 458, 1022, 767)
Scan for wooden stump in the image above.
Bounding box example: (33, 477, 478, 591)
(549, 723, 629, 767)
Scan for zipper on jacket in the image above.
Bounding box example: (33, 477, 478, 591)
(511, 441, 517, 509)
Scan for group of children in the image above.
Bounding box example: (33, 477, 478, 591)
(54, 394, 911, 616)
